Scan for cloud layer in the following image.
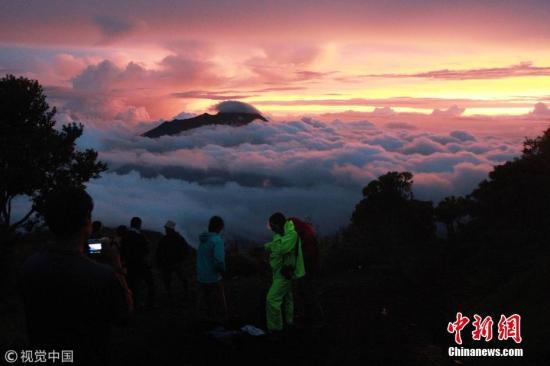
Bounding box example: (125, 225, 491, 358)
(365, 62, 550, 80)
(70, 113, 547, 244)
(3, 0, 550, 246)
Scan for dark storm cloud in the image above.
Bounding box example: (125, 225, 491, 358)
(93, 15, 137, 39)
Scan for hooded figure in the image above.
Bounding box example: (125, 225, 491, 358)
(265, 213, 305, 332)
(156, 220, 190, 299)
(197, 232, 225, 283)
(196, 216, 227, 323)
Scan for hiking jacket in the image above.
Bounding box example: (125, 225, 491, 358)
(264, 220, 306, 280)
(197, 232, 225, 283)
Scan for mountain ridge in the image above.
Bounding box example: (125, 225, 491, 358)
(142, 112, 268, 138)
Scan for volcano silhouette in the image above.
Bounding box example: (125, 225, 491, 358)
(142, 112, 267, 138)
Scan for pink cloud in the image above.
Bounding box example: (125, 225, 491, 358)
(258, 44, 321, 66)
(52, 54, 91, 80)
(2, 1, 550, 48)
(364, 62, 550, 80)
(413, 162, 494, 199)
(253, 96, 543, 110)
(240, 44, 327, 86)
(92, 15, 142, 43)
(172, 90, 256, 100)
(385, 122, 417, 130)
(44, 52, 228, 122)
(431, 105, 465, 117)
(530, 102, 550, 118)
(401, 137, 446, 155)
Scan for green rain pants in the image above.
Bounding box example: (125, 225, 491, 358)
(266, 277, 294, 331)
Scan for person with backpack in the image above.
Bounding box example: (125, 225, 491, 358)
(289, 217, 324, 326)
(156, 220, 191, 300)
(264, 212, 305, 333)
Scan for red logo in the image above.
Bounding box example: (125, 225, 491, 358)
(472, 314, 494, 342)
(447, 312, 470, 344)
(447, 313, 522, 344)
(497, 314, 522, 344)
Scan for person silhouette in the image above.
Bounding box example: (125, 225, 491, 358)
(120, 217, 156, 310)
(20, 188, 132, 366)
(196, 216, 228, 325)
(264, 212, 305, 333)
(156, 220, 191, 300)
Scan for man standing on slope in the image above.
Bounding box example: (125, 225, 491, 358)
(196, 216, 227, 324)
(156, 220, 191, 300)
(265, 212, 305, 333)
(120, 217, 156, 310)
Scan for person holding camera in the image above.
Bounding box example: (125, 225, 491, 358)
(20, 188, 133, 366)
(264, 212, 305, 333)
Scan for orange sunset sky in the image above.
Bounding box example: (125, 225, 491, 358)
(4, 0, 550, 237)
(1, 0, 550, 123)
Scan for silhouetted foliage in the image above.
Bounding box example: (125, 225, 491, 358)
(466, 127, 550, 245)
(0, 74, 106, 239)
(361, 171, 413, 200)
(350, 171, 435, 246)
(428, 128, 550, 363)
(434, 195, 469, 239)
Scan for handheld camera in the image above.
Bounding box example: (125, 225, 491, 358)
(87, 239, 103, 255)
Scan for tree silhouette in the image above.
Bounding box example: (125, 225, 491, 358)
(351, 171, 434, 246)
(0, 74, 106, 239)
(434, 196, 469, 240)
(467, 127, 550, 244)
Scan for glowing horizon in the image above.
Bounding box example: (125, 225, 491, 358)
(1, 0, 550, 122)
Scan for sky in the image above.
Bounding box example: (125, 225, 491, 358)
(3, 0, 550, 242)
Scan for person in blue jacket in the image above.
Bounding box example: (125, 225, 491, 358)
(196, 216, 227, 324)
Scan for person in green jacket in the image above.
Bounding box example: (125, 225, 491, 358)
(265, 212, 306, 332)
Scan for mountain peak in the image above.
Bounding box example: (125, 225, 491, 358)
(142, 111, 267, 138)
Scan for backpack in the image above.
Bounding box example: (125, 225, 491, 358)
(288, 217, 319, 260)
(281, 233, 300, 280)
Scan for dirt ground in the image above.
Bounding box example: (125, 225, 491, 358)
(1, 249, 536, 366)
(2, 266, 457, 366)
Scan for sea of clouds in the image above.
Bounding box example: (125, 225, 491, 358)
(66, 113, 542, 245)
